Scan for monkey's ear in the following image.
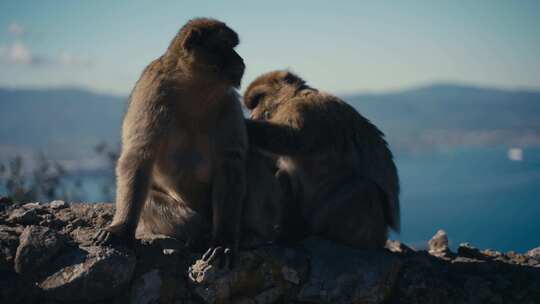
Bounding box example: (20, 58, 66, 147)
(182, 28, 203, 50)
(283, 72, 304, 86)
(283, 73, 296, 84)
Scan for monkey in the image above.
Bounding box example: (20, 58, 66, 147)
(93, 18, 247, 259)
(242, 70, 400, 249)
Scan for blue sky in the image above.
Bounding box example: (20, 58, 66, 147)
(0, 0, 539, 95)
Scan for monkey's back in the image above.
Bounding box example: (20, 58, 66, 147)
(277, 92, 400, 232)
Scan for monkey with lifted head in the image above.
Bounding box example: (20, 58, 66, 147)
(243, 71, 400, 249)
(94, 18, 247, 260)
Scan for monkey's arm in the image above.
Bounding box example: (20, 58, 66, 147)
(246, 120, 309, 155)
(100, 89, 170, 244)
(245, 102, 346, 156)
(107, 152, 154, 239)
(211, 97, 248, 250)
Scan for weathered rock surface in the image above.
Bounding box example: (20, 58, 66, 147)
(0, 198, 539, 304)
(14, 225, 64, 275)
(385, 239, 415, 255)
(40, 245, 136, 302)
(297, 238, 401, 304)
(189, 246, 309, 303)
(0, 225, 21, 271)
(428, 229, 451, 258)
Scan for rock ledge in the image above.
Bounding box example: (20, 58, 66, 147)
(1, 199, 539, 304)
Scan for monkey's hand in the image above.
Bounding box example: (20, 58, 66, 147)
(91, 224, 135, 248)
(201, 246, 234, 269)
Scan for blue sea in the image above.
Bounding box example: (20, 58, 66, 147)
(394, 146, 540, 253)
(4, 146, 540, 253)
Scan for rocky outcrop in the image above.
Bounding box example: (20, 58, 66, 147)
(0, 197, 539, 304)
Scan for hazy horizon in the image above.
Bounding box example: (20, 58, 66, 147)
(1, 80, 540, 99)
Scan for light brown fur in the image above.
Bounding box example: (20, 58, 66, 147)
(243, 71, 400, 249)
(95, 18, 247, 252)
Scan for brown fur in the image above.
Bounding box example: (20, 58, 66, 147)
(241, 149, 295, 248)
(243, 70, 400, 249)
(94, 18, 247, 251)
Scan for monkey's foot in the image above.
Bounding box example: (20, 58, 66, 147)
(201, 246, 234, 269)
(91, 229, 133, 248)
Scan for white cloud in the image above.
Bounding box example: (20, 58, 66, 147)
(59, 52, 93, 67)
(0, 42, 37, 65)
(10, 42, 32, 64)
(0, 43, 94, 68)
(1, 23, 95, 68)
(8, 23, 25, 36)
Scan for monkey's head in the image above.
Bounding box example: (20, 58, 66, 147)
(243, 70, 309, 120)
(168, 18, 245, 88)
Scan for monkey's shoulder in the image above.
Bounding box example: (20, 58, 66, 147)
(274, 92, 356, 130)
(308, 93, 384, 138)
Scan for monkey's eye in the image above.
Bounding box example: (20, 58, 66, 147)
(263, 110, 271, 120)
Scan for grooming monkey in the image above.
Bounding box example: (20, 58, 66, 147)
(243, 71, 400, 249)
(94, 18, 247, 256)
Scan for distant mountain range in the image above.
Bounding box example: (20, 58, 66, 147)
(345, 84, 540, 153)
(0, 88, 125, 170)
(1, 84, 539, 170)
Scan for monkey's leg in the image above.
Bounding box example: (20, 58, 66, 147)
(204, 95, 248, 267)
(139, 189, 211, 249)
(241, 152, 278, 248)
(275, 169, 308, 244)
(241, 165, 301, 248)
(93, 153, 153, 247)
(309, 178, 388, 249)
(203, 152, 246, 268)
